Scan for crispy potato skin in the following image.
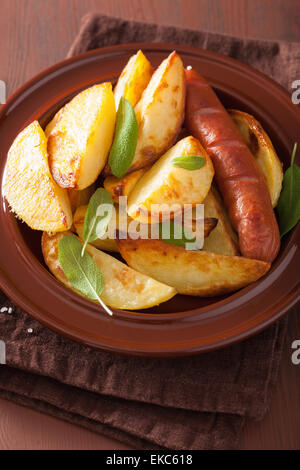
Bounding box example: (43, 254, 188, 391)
(229, 109, 283, 207)
(4, 121, 72, 232)
(114, 50, 153, 108)
(47, 83, 116, 190)
(127, 136, 214, 223)
(45, 106, 66, 137)
(117, 237, 270, 296)
(104, 168, 147, 203)
(42, 231, 176, 309)
(190, 217, 218, 239)
(201, 187, 239, 256)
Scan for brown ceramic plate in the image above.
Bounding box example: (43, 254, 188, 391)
(0, 43, 299, 356)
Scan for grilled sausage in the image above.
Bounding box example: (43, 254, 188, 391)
(184, 69, 280, 262)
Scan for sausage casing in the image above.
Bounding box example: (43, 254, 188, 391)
(185, 69, 280, 262)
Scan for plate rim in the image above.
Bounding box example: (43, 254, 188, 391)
(0, 42, 299, 356)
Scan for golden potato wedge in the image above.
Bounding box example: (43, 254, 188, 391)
(68, 184, 95, 213)
(42, 231, 176, 310)
(104, 167, 147, 203)
(200, 187, 239, 256)
(127, 136, 214, 223)
(128, 51, 185, 172)
(229, 109, 283, 207)
(117, 238, 270, 297)
(47, 83, 116, 190)
(3, 121, 72, 231)
(114, 50, 153, 109)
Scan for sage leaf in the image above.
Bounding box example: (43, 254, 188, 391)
(58, 234, 113, 316)
(159, 220, 195, 248)
(277, 143, 300, 237)
(172, 155, 206, 170)
(108, 96, 138, 178)
(82, 188, 113, 257)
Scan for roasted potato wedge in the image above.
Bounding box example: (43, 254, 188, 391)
(42, 231, 176, 309)
(127, 136, 214, 223)
(114, 50, 153, 109)
(127, 51, 185, 172)
(117, 238, 270, 296)
(104, 168, 147, 203)
(4, 121, 72, 231)
(229, 109, 283, 207)
(200, 187, 239, 256)
(47, 83, 116, 190)
(68, 184, 95, 214)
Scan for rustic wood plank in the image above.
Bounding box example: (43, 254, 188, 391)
(0, 399, 129, 449)
(240, 308, 300, 450)
(180, 0, 300, 41)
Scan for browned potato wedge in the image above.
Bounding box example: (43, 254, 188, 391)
(127, 136, 214, 223)
(104, 168, 147, 203)
(128, 51, 185, 172)
(42, 231, 176, 309)
(47, 83, 116, 190)
(3, 121, 72, 232)
(117, 238, 270, 296)
(229, 109, 283, 207)
(114, 50, 153, 108)
(190, 217, 218, 240)
(68, 184, 95, 213)
(200, 187, 239, 256)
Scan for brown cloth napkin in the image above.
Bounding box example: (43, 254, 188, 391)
(0, 13, 299, 450)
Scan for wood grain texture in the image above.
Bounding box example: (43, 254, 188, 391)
(0, 0, 299, 451)
(0, 399, 129, 450)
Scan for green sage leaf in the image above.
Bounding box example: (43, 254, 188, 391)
(82, 188, 113, 257)
(277, 143, 300, 237)
(58, 234, 113, 316)
(108, 96, 138, 178)
(172, 155, 206, 170)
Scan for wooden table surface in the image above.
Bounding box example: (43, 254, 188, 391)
(0, 0, 299, 450)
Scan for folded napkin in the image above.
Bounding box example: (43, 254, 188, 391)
(1, 13, 298, 450)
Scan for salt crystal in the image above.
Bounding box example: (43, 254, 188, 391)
(8, 307, 13, 314)
(27, 328, 33, 333)
(0, 307, 8, 313)
(186, 65, 193, 70)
